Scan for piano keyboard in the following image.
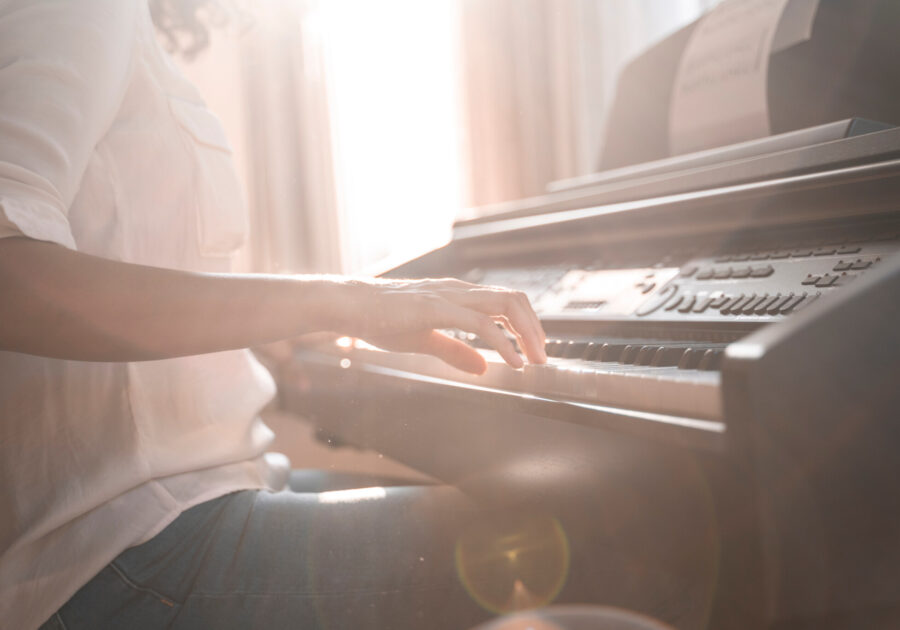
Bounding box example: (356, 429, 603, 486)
(338, 336, 724, 421)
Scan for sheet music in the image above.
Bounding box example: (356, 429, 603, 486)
(771, 0, 820, 53)
(669, 0, 791, 156)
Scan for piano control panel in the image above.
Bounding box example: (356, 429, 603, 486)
(463, 236, 899, 324)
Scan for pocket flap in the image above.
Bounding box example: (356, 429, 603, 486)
(168, 97, 233, 153)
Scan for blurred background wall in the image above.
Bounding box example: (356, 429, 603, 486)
(177, 0, 722, 275)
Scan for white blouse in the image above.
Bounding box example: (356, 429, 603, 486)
(0, 2, 283, 628)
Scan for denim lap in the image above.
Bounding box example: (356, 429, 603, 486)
(43, 483, 489, 629)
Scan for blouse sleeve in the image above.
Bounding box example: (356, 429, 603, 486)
(0, 0, 138, 249)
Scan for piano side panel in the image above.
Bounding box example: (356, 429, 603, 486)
(723, 255, 900, 627)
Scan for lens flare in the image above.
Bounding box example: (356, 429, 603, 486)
(471, 604, 676, 630)
(455, 513, 570, 615)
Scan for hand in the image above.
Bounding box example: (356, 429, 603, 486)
(340, 278, 547, 374)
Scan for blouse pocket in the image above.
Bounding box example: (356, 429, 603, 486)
(168, 96, 248, 257)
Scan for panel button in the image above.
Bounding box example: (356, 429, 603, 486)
(719, 294, 745, 313)
(793, 292, 821, 313)
(709, 294, 731, 309)
(769, 250, 790, 259)
(767, 294, 794, 314)
(833, 260, 853, 272)
(850, 259, 873, 270)
(791, 249, 813, 257)
(677, 295, 697, 313)
(815, 274, 838, 288)
(836, 245, 861, 255)
(713, 267, 733, 279)
(679, 265, 698, 277)
(731, 266, 752, 278)
(696, 268, 715, 280)
(714, 255, 732, 263)
(635, 284, 678, 316)
(801, 274, 821, 286)
(750, 252, 771, 260)
(750, 264, 774, 278)
(692, 295, 715, 313)
(754, 294, 782, 315)
(813, 246, 837, 256)
(664, 295, 684, 311)
(742, 294, 769, 315)
(726, 294, 756, 315)
(779, 293, 807, 314)
(730, 253, 750, 262)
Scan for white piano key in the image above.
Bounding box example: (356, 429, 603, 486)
(348, 345, 722, 421)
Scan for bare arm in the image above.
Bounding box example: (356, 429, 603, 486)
(0, 238, 546, 372)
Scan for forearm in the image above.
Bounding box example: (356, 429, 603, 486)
(0, 238, 351, 361)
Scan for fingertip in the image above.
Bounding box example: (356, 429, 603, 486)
(428, 332, 488, 374)
(458, 351, 488, 374)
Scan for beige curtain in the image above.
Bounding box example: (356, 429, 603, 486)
(459, 0, 722, 209)
(180, 1, 342, 274)
(460, 0, 583, 207)
(239, 1, 342, 274)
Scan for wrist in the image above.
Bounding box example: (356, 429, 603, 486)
(292, 275, 372, 336)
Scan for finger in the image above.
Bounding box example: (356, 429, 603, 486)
(460, 290, 546, 363)
(433, 301, 524, 369)
(419, 331, 487, 374)
(504, 295, 547, 363)
(516, 291, 547, 345)
(490, 315, 538, 365)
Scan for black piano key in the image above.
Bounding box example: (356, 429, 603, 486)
(677, 348, 702, 370)
(599, 343, 628, 362)
(651, 346, 686, 367)
(582, 342, 601, 361)
(620, 345, 640, 364)
(545, 340, 565, 357)
(635, 345, 657, 365)
(697, 349, 723, 371)
(562, 340, 586, 358)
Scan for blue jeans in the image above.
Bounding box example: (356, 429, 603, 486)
(40, 471, 491, 629)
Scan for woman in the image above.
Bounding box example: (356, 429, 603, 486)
(0, 1, 546, 628)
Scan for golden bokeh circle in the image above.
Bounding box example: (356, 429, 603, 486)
(455, 513, 571, 615)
